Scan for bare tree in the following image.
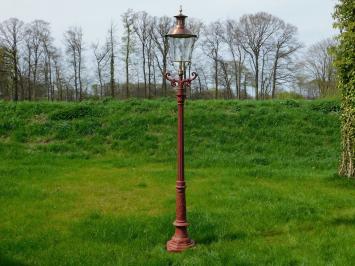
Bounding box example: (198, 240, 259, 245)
(17, 46, 27, 100)
(303, 38, 337, 97)
(202, 21, 224, 99)
(270, 20, 302, 98)
(121, 9, 135, 98)
(238, 12, 280, 100)
(146, 33, 155, 98)
(107, 22, 117, 98)
(52, 48, 66, 101)
(0, 47, 12, 99)
(195, 61, 209, 93)
(223, 19, 246, 99)
(0, 18, 25, 101)
(133, 11, 151, 98)
(151, 16, 172, 96)
(0, 11, 307, 101)
(77, 31, 84, 101)
(23, 25, 33, 100)
(186, 18, 203, 98)
(64, 27, 84, 101)
(294, 68, 319, 99)
(27, 20, 47, 100)
(259, 42, 274, 98)
(64, 28, 77, 100)
(92, 42, 109, 98)
(219, 60, 233, 99)
(41, 24, 55, 101)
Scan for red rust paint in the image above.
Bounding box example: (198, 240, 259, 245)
(165, 69, 197, 252)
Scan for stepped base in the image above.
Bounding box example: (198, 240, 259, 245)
(166, 236, 195, 252)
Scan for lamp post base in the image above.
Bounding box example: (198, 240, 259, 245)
(166, 236, 195, 252)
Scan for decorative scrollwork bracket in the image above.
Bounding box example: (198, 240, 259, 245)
(165, 73, 178, 87)
(164, 71, 198, 88)
(183, 72, 198, 87)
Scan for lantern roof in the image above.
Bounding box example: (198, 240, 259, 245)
(166, 6, 197, 38)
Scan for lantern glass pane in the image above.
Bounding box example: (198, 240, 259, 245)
(168, 36, 195, 62)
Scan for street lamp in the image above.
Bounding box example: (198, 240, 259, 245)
(164, 7, 197, 252)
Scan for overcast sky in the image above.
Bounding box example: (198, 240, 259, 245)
(1, 0, 338, 48)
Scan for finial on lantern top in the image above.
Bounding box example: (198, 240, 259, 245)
(179, 5, 183, 15)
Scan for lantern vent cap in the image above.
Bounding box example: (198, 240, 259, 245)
(165, 6, 197, 38)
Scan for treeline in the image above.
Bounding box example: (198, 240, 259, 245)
(0, 10, 338, 101)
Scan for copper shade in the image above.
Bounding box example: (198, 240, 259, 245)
(166, 7, 197, 62)
(166, 8, 197, 39)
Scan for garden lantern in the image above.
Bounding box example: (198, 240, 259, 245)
(166, 7, 197, 63)
(164, 7, 198, 253)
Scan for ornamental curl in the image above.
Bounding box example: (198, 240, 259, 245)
(165, 72, 178, 87)
(190, 72, 198, 81)
(184, 72, 198, 87)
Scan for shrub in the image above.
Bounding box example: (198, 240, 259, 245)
(310, 100, 341, 113)
(50, 105, 101, 120)
(282, 99, 300, 108)
(276, 91, 304, 100)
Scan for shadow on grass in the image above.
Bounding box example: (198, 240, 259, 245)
(72, 211, 172, 247)
(325, 174, 355, 190)
(0, 255, 28, 266)
(73, 210, 248, 248)
(331, 216, 355, 226)
(189, 211, 247, 245)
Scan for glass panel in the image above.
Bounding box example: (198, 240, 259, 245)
(169, 37, 196, 62)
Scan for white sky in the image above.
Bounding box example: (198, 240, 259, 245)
(1, 0, 338, 48)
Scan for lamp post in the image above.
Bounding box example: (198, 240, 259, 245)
(165, 7, 197, 253)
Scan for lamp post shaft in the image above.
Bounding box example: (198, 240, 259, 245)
(166, 64, 195, 252)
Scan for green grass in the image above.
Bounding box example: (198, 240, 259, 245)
(0, 99, 354, 266)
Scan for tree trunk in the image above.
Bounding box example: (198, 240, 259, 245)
(238, 62, 242, 99)
(65, 83, 69, 101)
(162, 57, 167, 97)
(32, 52, 39, 101)
(214, 58, 218, 99)
(73, 55, 78, 101)
(272, 58, 278, 99)
(198, 75, 202, 95)
(44, 60, 49, 101)
(48, 57, 53, 101)
(339, 97, 355, 178)
(233, 61, 239, 99)
(142, 44, 147, 98)
(78, 51, 83, 101)
(147, 52, 151, 99)
(255, 55, 259, 100)
(13, 49, 18, 101)
(19, 72, 25, 101)
(154, 72, 157, 97)
(261, 55, 265, 100)
(244, 74, 247, 98)
(110, 46, 115, 98)
(27, 47, 32, 101)
(125, 31, 130, 98)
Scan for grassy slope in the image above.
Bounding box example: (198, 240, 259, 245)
(0, 99, 354, 266)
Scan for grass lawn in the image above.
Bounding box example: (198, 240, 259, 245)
(0, 99, 354, 265)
